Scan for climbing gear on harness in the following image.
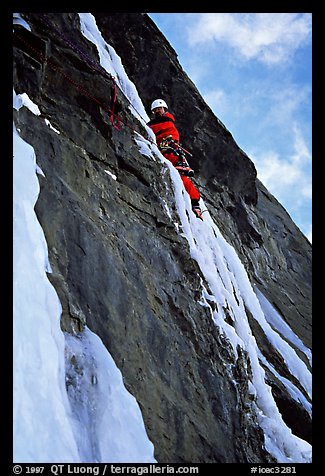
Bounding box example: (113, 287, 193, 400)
(151, 99, 168, 111)
(159, 136, 194, 177)
(159, 135, 174, 150)
(175, 161, 194, 177)
(159, 136, 193, 157)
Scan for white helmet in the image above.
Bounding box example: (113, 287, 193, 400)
(151, 99, 168, 111)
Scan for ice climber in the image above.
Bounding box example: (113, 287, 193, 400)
(147, 99, 203, 220)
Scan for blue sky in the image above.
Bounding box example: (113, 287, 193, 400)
(149, 13, 312, 242)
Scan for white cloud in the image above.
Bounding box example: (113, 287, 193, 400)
(188, 13, 311, 65)
(250, 124, 312, 205)
(256, 150, 300, 191)
(200, 74, 311, 148)
(291, 124, 312, 166)
(252, 143, 312, 239)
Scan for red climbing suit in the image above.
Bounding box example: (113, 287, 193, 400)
(147, 111, 179, 144)
(147, 111, 200, 202)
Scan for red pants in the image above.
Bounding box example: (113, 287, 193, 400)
(163, 151, 200, 202)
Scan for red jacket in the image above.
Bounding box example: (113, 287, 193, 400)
(147, 111, 180, 145)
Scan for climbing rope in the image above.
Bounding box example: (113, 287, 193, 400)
(39, 13, 150, 128)
(13, 28, 149, 138)
(13, 14, 194, 158)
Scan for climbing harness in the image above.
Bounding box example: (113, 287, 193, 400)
(159, 135, 193, 157)
(159, 136, 194, 177)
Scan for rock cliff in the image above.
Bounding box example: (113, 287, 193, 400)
(13, 13, 312, 463)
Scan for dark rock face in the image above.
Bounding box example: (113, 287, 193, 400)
(13, 12, 311, 462)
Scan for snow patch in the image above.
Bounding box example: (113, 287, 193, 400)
(13, 90, 41, 115)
